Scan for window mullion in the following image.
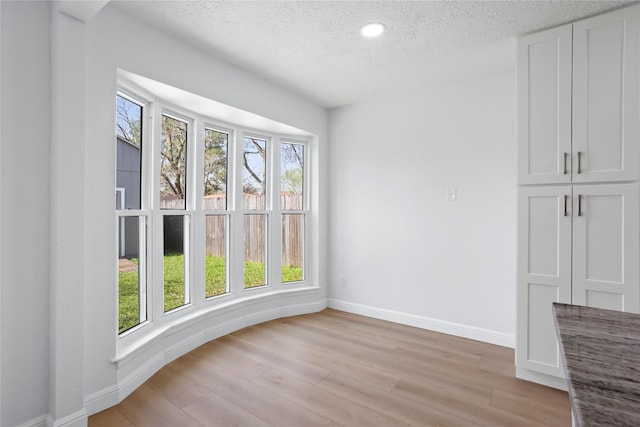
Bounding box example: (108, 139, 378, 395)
(193, 123, 205, 304)
(183, 214, 191, 306)
(143, 104, 156, 327)
(138, 215, 147, 324)
(151, 103, 165, 322)
(302, 141, 310, 282)
(271, 137, 282, 289)
(231, 130, 244, 297)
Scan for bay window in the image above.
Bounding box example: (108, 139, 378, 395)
(115, 87, 311, 337)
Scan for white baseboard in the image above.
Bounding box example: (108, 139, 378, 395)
(16, 414, 48, 427)
(51, 409, 87, 427)
(83, 385, 120, 418)
(16, 408, 87, 427)
(516, 367, 568, 391)
(327, 298, 515, 348)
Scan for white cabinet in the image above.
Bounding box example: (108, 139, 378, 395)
(572, 184, 640, 311)
(517, 187, 571, 378)
(517, 26, 572, 185)
(517, 184, 640, 380)
(572, 8, 640, 183)
(516, 4, 640, 389)
(518, 6, 640, 185)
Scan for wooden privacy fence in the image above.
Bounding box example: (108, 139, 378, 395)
(280, 213, 303, 267)
(161, 193, 303, 267)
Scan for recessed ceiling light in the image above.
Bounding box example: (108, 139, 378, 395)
(361, 22, 386, 38)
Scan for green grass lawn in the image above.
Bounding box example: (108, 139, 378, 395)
(118, 266, 142, 334)
(163, 252, 187, 313)
(119, 254, 302, 333)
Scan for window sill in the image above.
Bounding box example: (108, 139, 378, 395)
(113, 285, 323, 367)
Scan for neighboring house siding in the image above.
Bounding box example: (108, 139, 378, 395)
(116, 137, 140, 208)
(116, 136, 140, 257)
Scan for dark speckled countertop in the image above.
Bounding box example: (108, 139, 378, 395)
(553, 303, 640, 426)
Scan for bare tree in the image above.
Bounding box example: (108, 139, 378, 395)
(160, 116, 187, 201)
(243, 138, 266, 195)
(116, 96, 141, 146)
(281, 143, 304, 195)
(204, 129, 227, 196)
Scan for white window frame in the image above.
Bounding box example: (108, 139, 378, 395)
(239, 132, 272, 292)
(199, 123, 235, 302)
(115, 85, 313, 343)
(115, 90, 153, 337)
(278, 137, 310, 285)
(155, 108, 196, 318)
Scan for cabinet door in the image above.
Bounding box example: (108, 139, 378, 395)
(572, 6, 640, 183)
(517, 187, 572, 377)
(572, 184, 640, 312)
(518, 26, 572, 185)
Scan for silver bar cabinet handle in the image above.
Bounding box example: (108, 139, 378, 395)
(578, 194, 583, 216)
(564, 195, 568, 216)
(577, 151, 582, 174)
(563, 152, 568, 175)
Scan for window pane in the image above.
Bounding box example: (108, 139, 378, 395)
(204, 129, 228, 210)
(205, 215, 228, 298)
(244, 214, 267, 288)
(164, 215, 188, 312)
(282, 214, 304, 283)
(116, 95, 142, 210)
(118, 216, 146, 334)
(161, 115, 188, 209)
(281, 143, 304, 210)
(243, 137, 266, 210)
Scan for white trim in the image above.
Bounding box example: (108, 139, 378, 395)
(183, 214, 191, 306)
(16, 408, 88, 427)
(116, 286, 322, 362)
(138, 215, 148, 324)
(51, 409, 87, 427)
(115, 188, 125, 257)
(15, 414, 48, 427)
(516, 367, 568, 391)
(327, 299, 515, 348)
(117, 353, 166, 403)
(56, 1, 107, 23)
(84, 385, 120, 418)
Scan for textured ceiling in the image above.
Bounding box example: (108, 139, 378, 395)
(112, 0, 634, 108)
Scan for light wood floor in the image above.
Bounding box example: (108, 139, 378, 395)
(89, 309, 571, 427)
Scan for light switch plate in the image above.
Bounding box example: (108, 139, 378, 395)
(447, 187, 457, 201)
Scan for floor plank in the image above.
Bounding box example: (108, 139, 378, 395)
(87, 407, 135, 427)
(112, 384, 203, 427)
(89, 309, 571, 427)
(252, 368, 411, 426)
(183, 392, 272, 427)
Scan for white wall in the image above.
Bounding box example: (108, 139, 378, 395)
(1, 2, 51, 425)
(328, 71, 517, 345)
(0, 2, 328, 425)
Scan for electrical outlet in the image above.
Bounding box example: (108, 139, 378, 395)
(339, 276, 347, 288)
